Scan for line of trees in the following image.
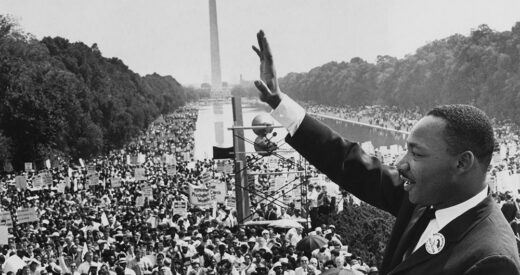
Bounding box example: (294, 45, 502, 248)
(279, 23, 520, 125)
(0, 15, 199, 170)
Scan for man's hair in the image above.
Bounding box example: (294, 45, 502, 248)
(427, 104, 495, 168)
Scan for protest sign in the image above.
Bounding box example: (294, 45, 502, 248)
(188, 184, 212, 207)
(111, 177, 121, 188)
(268, 157, 278, 170)
(135, 168, 146, 181)
(173, 200, 187, 215)
(164, 154, 176, 166)
(183, 152, 191, 161)
(57, 182, 65, 193)
(136, 196, 146, 207)
(42, 173, 53, 186)
(16, 208, 39, 224)
(138, 153, 146, 164)
(0, 226, 8, 244)
(24, 162, 33, 172)
(226, 196, 236, 209)
(32, 174, 44, 189)
(0, 211, 13, 228)
(130, 155, 139, 166)
(142, 186, 153, 200)
(201, 172, 212, 185)
(15, 176, 27, 190)
(3, 161, 13, 173)
(87, 175, 99, 188)
(166, 165, 176, 176)
(87, 165, 96, 176)
(208, 180, 227, 203)
(45, 159, 51, 169)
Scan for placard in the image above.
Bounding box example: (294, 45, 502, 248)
(0, 211, 13, 228)
(138, 153, 146, 164)
(136, 196, 146, 207)
(226, 196, 236, 209)
(32, 174, 44, 189)
(135, 168, 146, 181)
(42, 173, 53, 186)
(208, 180, 227, 203)
(24, 162, 33, 172)
(16, 208, 39, 224)
(0, 226, 8, 244)
(111, 177, 121, 188)
(166, 165, 176, 176)
(142, 187, 153, 200)
(173, 200, 187, 215)
(15, 176, 27, 190)
(188, 184, 212, 207)
(87, 175, 99, 187)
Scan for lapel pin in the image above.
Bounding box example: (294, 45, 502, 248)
(425, 232, 445, 254)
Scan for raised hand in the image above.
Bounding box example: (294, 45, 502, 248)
(252, 30, 282, 109)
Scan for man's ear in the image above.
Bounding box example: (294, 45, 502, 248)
(456, 151, 475, 173)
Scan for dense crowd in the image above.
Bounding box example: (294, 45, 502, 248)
(0, 105, 378, 275)
(3, 102, 520, 275)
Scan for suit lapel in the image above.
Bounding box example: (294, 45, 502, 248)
(380, 196, 417, 273)
(389, 196, 494, 274)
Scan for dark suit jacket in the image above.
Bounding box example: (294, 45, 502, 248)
(286, 115, 520, 275)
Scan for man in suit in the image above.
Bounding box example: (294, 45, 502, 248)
(251, 30, 520, 274)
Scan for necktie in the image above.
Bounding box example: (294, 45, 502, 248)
(403, 206, 436, 260)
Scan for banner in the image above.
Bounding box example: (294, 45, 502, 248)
(208, 180, 227, 203)
(188, 184, 212, 207)
(15, 176, 27, 190)
(173, 200, 187, 215)
(0, 211, 13, 228)
(16, 208, 39, 224)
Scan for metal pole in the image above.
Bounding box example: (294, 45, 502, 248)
(232, 97, 251, 224)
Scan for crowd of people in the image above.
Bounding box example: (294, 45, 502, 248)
(3, 101, 520, 275)
(0, 105, 378, 275)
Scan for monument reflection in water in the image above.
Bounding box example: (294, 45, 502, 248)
(193, 101, 407, 161)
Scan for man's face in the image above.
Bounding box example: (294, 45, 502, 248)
(397, 116, 458, 207)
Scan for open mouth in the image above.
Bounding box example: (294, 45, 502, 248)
(400, 174, 416, 191)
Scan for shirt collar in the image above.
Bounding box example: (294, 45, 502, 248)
(434, 186, 488, 230)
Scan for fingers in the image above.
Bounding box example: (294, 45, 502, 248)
(257, 30, 264, 52)
(254, 80, 272, 97)
(252, 46, 262, 59)
(261, 36, 273, 62)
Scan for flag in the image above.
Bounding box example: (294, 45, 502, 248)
(213, 146, 234, 159)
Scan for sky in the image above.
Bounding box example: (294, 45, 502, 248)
(2, 0, 520, 87)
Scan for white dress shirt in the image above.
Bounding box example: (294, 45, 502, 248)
(271, 93, 489, 253)
(413, 186, 488, 252)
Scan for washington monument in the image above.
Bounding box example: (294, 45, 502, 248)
(208, 0, 222, 95)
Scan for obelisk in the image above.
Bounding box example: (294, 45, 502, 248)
(209, 0, 222, 95)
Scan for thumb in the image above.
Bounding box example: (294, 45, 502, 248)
(254, 80, 273, 98)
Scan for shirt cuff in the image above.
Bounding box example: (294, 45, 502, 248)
(271, 93, 306, 136)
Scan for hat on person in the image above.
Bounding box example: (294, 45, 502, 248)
(329, 225, 335, 229)
(248, 237, 256, 243)
(279, 258, 289, 264)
